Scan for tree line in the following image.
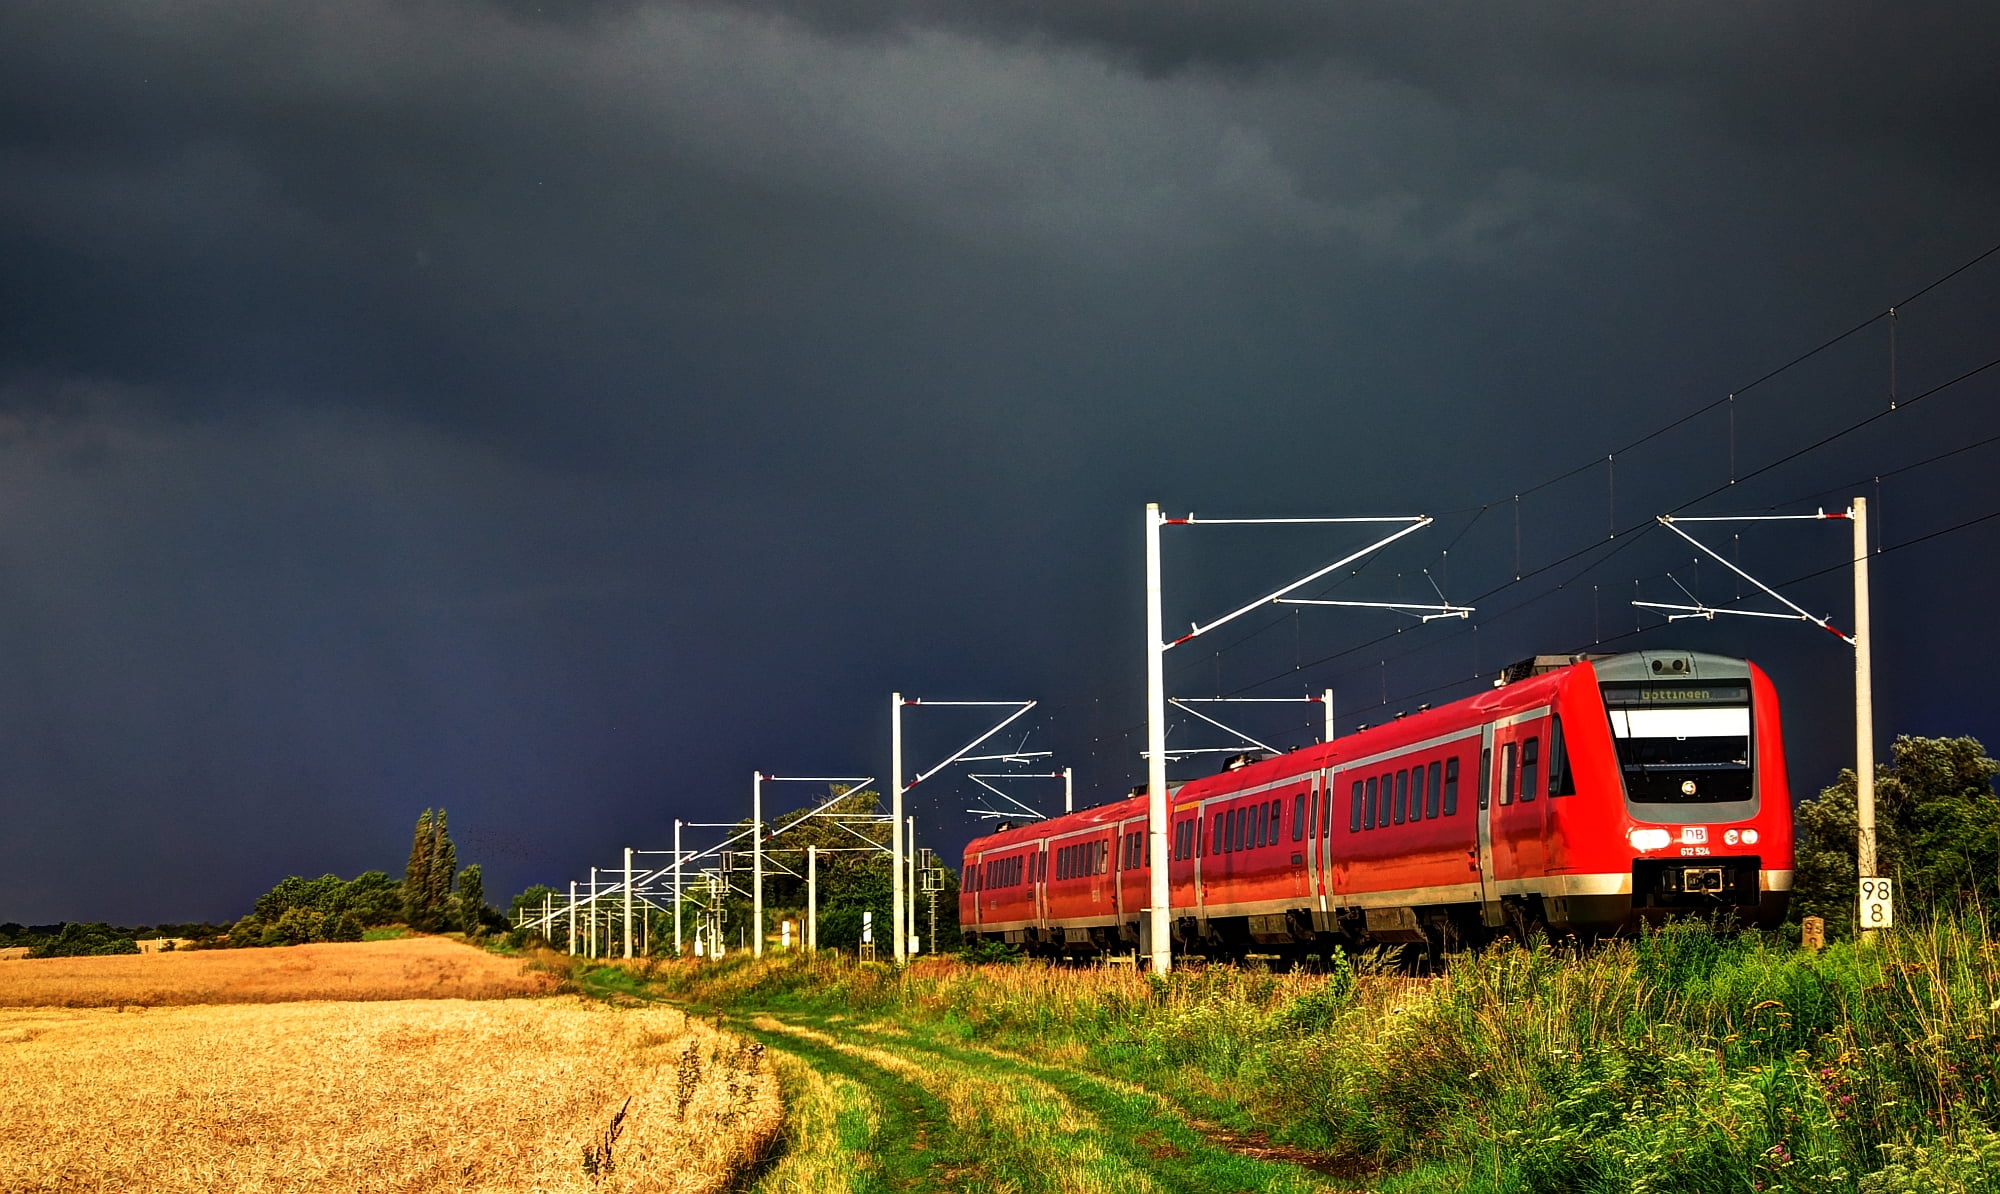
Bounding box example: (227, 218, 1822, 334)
(1791, 734, 2000, 935)
(216, 807, 500, 946)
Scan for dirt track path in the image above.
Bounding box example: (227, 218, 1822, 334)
(725, 1008, 1365, 1194)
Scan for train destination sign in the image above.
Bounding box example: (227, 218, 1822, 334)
(1601, 684, 1751, 707)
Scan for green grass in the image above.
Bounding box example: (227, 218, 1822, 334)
(358, 925, 410, 942)
(646, 917, 2000, 1193)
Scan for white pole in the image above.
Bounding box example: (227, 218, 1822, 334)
(1324, 688, 1335, 743)
(542, 892, 551, 946)
(1853, 498, 1877, 918)
(673, 819, 683, 958)
(1064, 766, 1073, 814)
(807, 844, 818, 952)
(892, 692, 906, 964)
(909, 815, 918, 956)
(1145, 503, 1173, 974)
(568, 880, 577, 955)
(753, 772, 765, 958)
(589, 868, 598, 959)
(623, 847, 634, 960)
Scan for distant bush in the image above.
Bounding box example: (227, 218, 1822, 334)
(27, 923, 140, 958)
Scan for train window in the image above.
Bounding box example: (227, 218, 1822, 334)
(1409, 765, 1426, 822)
(1547, 716, 1573, 796)
(1228, 806, 1240, 852)
(1309, 787, 1321, 839)
(1260, 801, 1272, 848)
(1055, 849, 1064, 880)
(1364, 777, 1378, 829)
(1293, 793, 1306, 841)
(1478, 748, 1491, 811)
(1501, 742, 1518, 805)
(1443, 757, 1459, 816)
(1380, 772, 1394, 826)
(1273, 798, 1283, 844)
(1213, 815, 1224, 855)
(1394, 769, 1410, 825)
(1322, 782, 1334, 837)
(1350, 781, 1364, 832)
(1520, 737, 1540, 803)
(1427, 761, 1443, 818)
(1100, 840, 1108, 874)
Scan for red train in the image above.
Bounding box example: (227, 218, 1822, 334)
(961, 650, 1794, 956)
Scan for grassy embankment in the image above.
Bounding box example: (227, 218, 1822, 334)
(646, 919, 2000, 1194)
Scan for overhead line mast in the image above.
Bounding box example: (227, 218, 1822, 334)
(1143, 506, 1444, 974)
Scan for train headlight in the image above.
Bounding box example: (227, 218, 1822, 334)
(1681, 780, 1699, 796)
(1724, 829, 1741, 845)
(1629, 828, 1672, 851)
(1741, 829, 1759, 845)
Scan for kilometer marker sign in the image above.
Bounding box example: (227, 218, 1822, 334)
(1859, 877, 1894, 929)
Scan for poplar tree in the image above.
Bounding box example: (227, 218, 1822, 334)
(426, 809, 458, 931)
(455, 863, 486, 936)
(403, 809, 435, 928)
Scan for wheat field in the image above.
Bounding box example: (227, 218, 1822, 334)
(0, 996, 781, 1193)
(0, 936, 557, 1006)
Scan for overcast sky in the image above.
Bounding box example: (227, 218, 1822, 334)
(3, 1, 1997, 925)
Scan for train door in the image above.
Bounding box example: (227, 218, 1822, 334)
(970, 852, 984, 932)
(1308, 772, 1327, 912)
(1194, 805, 1208, 924)
(1475, 727, 1503, 926)
(1040, 844, 1056, 928)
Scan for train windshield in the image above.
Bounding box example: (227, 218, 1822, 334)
(1603, 695, 1752, 804)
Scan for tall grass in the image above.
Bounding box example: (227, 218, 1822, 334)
(657, 919, 2000, 1193)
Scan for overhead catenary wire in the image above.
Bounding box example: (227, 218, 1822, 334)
(1129, 238, 2000, 750)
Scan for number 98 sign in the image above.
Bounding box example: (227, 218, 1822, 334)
(1859, 877, 1894, 929)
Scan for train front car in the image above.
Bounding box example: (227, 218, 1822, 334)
(1550, 650, 1794, 932)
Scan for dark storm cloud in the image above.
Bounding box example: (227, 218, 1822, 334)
(1, 1, 1996, 923)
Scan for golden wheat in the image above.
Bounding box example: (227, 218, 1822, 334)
(0, 996, 781, 1193)
(0, 937, 557, 1007)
